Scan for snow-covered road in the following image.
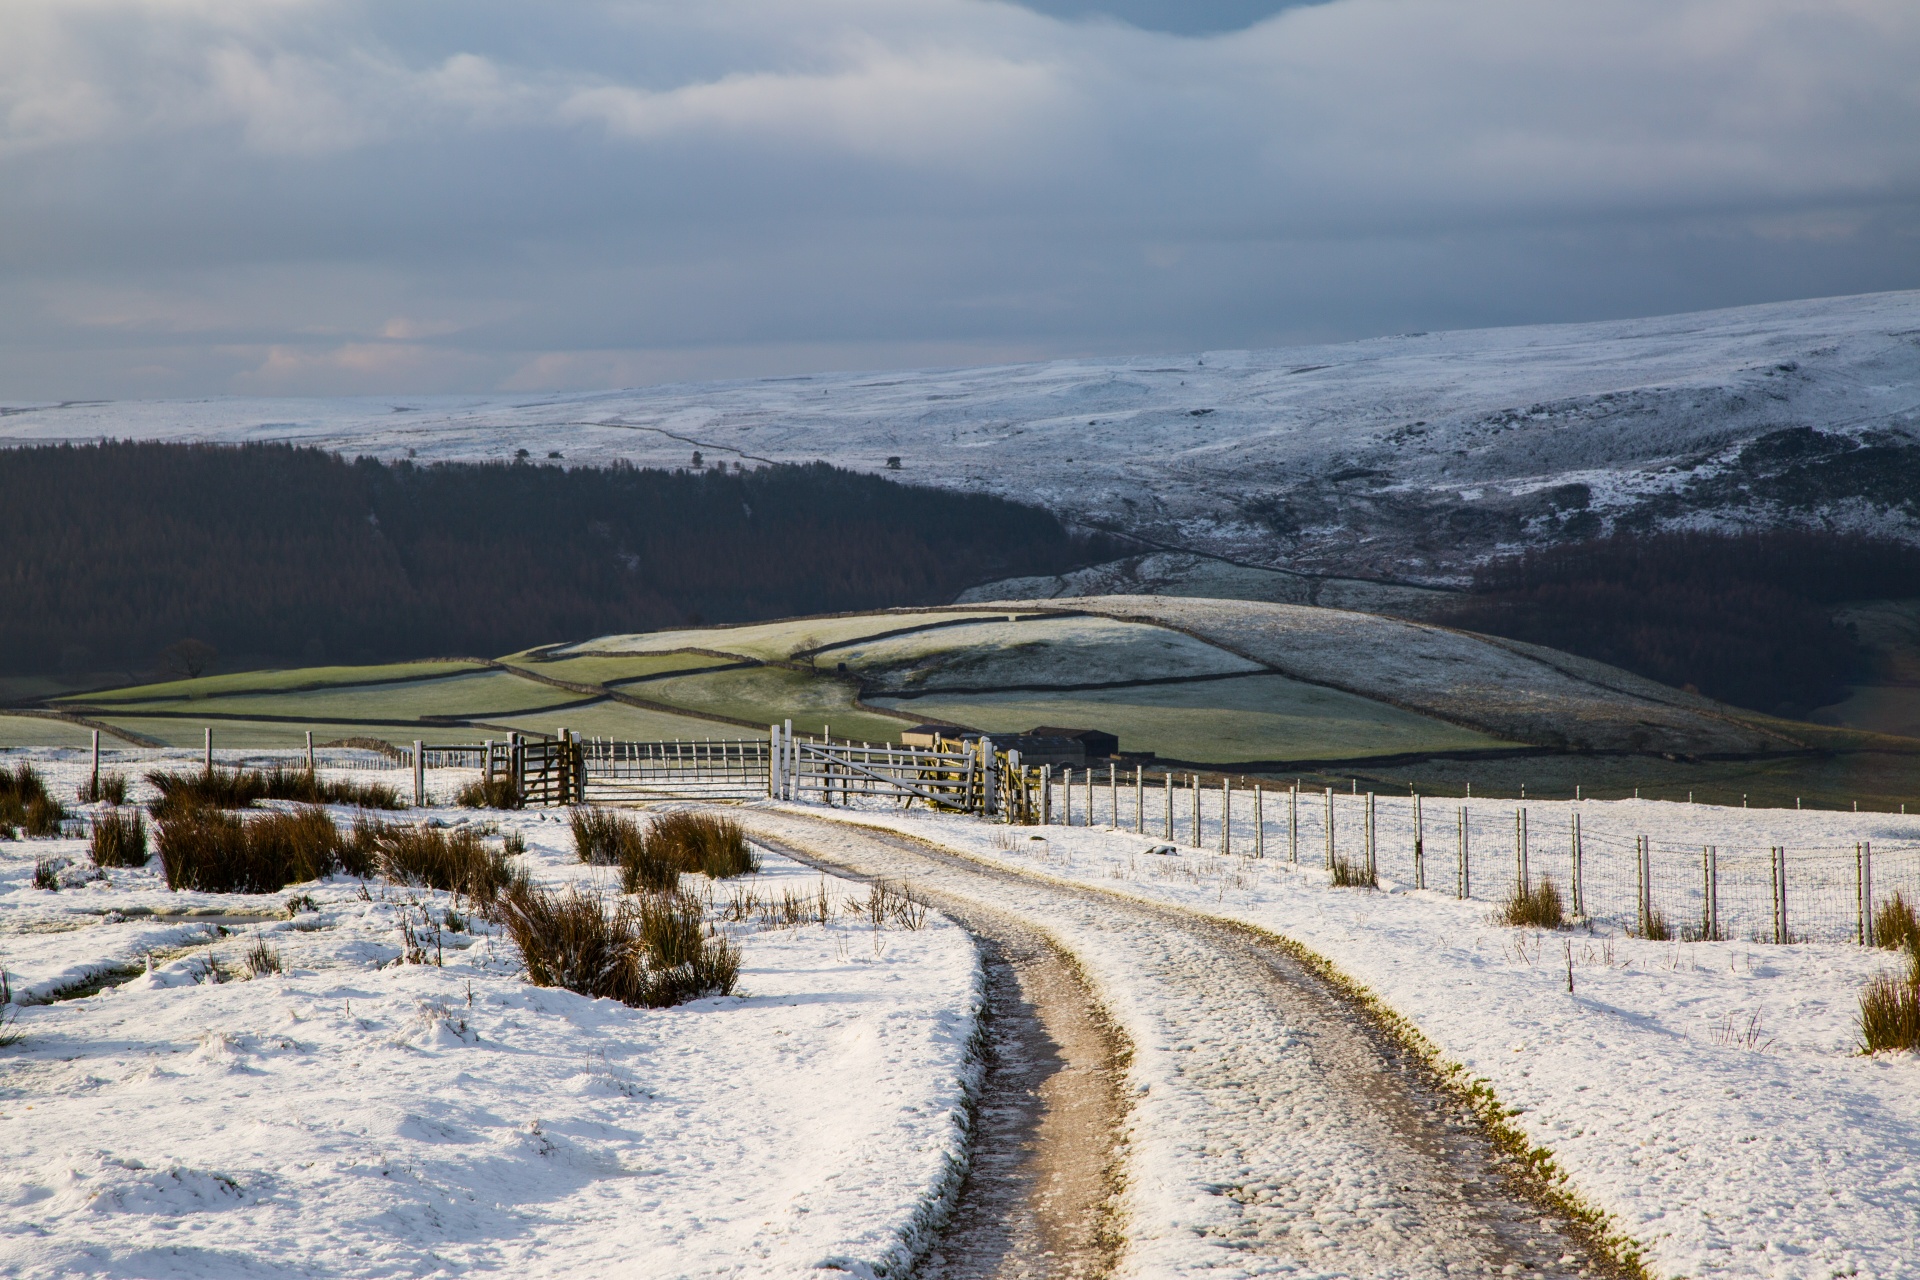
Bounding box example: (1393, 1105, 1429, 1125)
(743, 808, 1608, 1279)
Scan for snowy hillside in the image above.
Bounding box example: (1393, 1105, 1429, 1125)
(5, 290, 1919, 583)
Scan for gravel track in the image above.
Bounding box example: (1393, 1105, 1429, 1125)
(741, 808, 1621, 1279)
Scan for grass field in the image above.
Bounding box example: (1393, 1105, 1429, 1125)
(555, 610, 994, 662)
(0, 715, 102, 747)
(80, 718, 434, 749)
(74, 668, 595, 724)
(480, 702, 756, 742)
(871, 674, 1512, 765)
(637, 666, 913, 740)
(507, 651, 744, 687)
(56, 660, 488, 705)
(836, 613, 1262, 693)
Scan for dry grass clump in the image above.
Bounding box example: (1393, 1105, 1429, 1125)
(78, 771, 129, 805)
(570, 807, 632, 865)
(147, 765, 400, 817)
(243, 938, 283, 978)
(456, 775, 522, 809)
(32, 857, 61, 890)
(1874, 891, 1920, 953)
(1859, 938, 1920, 1054)
(1329, 855, 1377, 889)
(0, 763, 66, 837)
(157, 805, 342, 893)
(650, 811, 758, 879)
(502, 884, 740, 1008)
(1501, 877, 1565, 928)
(374, 823, 526, 904)
(89, 809, 149, 868)
(1633, 908, 1674, 941)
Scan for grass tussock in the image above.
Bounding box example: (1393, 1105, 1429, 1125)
(1329, 855, 1377, 889)
(648, 811, 758, 879)
(1874, 891, 1920, 953)
(32, 857, 61, 890)
(0, 763, 66, 837)
(243, 939, 283, 978)
(455, 775, 522, 809)
(0, 968, 19, 1047)
(502, 884, 741, 1008)
(1633, 908, 1674, 942)
(374, 823, 526, 904)
(570, 807, 632, 866)
(147, 765, 401, 818)
(89, 808, 150, 868)
(1501, 877, 1565, 928)
(78, 771, 129, 805)
(1858, 939, 1920, 1054)
(157, 805, 342, 893)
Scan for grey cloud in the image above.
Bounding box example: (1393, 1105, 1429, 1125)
(1, 0, 1918, 399)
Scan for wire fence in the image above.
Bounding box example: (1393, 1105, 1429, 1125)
(1041, 767, 1920, 946)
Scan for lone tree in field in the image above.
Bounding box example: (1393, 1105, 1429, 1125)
(158, 638, 218, 680)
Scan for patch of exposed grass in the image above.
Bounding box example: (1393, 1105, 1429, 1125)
(1329, 855, 1377, 889)
(374, 823, 526, 904)
(32, 857, 61, 890)
(157, 805, 342, 893)
(1633, 908, 1674, 942)
(89, 808, 149, 868)
(0, 763, 66, 837)
(78, 771, 129, 805)
(147, 765, 401, 818)
(0, 968, 19, 1047)
(501, 883, 740, 1008)
(1501, 877, 1565, 928)
(1874, 891, 1920, 953)
(570, 807, 631, 866)
(648, 811, 758, 879)
(455, 775, 521, 809)
(1859, 940, 1920, 1054)
(243, 938, 283, 978)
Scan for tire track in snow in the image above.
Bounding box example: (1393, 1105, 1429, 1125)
(741, 809, 1624, 1279)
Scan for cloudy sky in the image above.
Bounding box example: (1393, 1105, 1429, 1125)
(3, 0, 1918, 399)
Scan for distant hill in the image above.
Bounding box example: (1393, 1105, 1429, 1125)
(5, 290, 1918, 583)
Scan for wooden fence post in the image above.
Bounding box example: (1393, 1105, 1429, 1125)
(204, 726, 213, 774)
(1570, 813, 1583, 917)
(1412, 791, 1424, 889)
(90, 729, 100, 798)
(1289, 784, 1298, 864)
(1636, 836, 1652, 937)
(1222, 777, 1232, 855)
(1457, 807, 1469, 899)
(1773, 847, 1788, 943)
(1364, 791, 1376, 879)
(1108, 764, 1117, 829)
(306, 730, 315, 774)
(1191, 775, 1201, 848)
(1254, 784, 1264, 859)
(413, 739, 425, 808)
(1705, 845, 1720, 941)
(1324, 786, 1335, 870)
(1859, 842, 1875, 946)
(1164, 771, 1173, 840)
(1135, 765, 1144, 834)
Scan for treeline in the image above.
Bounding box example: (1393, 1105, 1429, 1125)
(1439, 530, 1920, 716)
(0, 442, 1111, 679)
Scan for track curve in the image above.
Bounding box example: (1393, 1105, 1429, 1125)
(742, 808, 1623, 1280)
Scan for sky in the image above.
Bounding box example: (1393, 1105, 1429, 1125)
(2, 0, 1918, 400)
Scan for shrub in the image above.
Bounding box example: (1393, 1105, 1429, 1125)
(1329, 855, 1377, 889)
(32, 857, 60, 890)
(1874, 891, 1920, 953)
(89, 809, 150, 868)
(501, 883, 740, 1009)
(157, 806, 340, 893)
(1858, 941, 1920, 1054)
(1501, 877, 1565, 928)
(78, 771, 129, 805)
(375, 824, 525, 904)
(456, 775, 522, 809)
(648, 811, 758, 879)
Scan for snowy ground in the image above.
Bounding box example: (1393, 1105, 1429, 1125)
(801, 796, 1920, 1280)
(0, 757, 980, 1280)
(2, 290, 1916, 578)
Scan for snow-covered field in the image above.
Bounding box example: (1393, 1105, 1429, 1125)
(3, 290, 1916, 579)
(0, 757, 980, 1280)
(811, 797, 1920, 1280)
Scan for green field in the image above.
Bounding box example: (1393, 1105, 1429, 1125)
(557, 610, 994, 662)
(0, 715, 102, 747)
(481, 702, 755, 742)
(59, 660, 488, 706)
(84, 718, 436, 749)
(637, 666, 912, 741)
(509, 651, 743, 687)
(872, 674, 1512, 765)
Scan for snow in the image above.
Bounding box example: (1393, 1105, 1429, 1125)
(793, 794, 1920, 1279)
(0, 758, 981, 1280)
(3, 290, 1917, 579)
